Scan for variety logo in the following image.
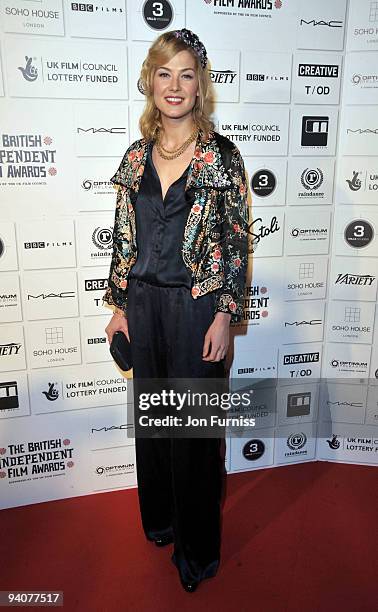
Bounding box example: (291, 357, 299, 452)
(250, 169, 276, 197)
(335, 273, 375, 286)
(0, 381, 19, 410)
(344, 220, 374, 248)
(0, 343, 21, 356)
(301, 116, 329, 147)
(209, 69, 237, 84)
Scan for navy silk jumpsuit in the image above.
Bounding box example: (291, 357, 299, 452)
(126, 140, 226, 584)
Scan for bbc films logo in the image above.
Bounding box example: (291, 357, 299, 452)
(344, 220, 374, 248)
(301, 116, 329, 147)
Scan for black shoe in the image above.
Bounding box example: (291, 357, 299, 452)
(154, 535, 173, 547)
(179, 576, 199, 593)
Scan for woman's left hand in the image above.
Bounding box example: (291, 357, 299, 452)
(202, 312, 231, 362)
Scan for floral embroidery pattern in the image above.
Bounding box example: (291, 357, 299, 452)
(103, 129, 249, 325)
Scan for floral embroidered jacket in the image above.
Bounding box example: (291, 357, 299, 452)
(103, 129, 249, 325)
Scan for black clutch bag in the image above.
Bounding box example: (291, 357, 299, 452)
(110, 331, 133, 371)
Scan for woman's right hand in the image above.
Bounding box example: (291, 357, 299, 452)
(105, 312, 130, 344)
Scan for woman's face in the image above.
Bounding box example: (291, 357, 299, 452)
(152, 49, 199, 121)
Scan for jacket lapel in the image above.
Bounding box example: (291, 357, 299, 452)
(126, 129, 233, 198)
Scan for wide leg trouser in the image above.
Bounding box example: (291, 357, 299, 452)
(126, 277, 225, 583)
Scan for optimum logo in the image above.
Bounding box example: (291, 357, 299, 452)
(344, 220, 374, 248)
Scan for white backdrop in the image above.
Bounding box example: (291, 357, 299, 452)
(0, 0, 377, 510)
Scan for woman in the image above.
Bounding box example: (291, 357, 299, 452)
(104, 28, 249, 593)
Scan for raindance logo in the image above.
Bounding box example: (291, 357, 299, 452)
(287, 432, 306, 451)
(326, 434, 340, 449)
(92, 228, 112, 250)
(346, 171, 362, 191)
(301, 168, 323, 190)
(42, 383, 59, 401)
(344, 219, 374, 248)
(18, 56, 38, 82)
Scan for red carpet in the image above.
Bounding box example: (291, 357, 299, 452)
(1, 462, 377, 611)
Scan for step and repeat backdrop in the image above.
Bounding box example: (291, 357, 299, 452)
(0, 0, 377, 510)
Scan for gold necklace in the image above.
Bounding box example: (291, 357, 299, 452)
(156, 127, 199, 160)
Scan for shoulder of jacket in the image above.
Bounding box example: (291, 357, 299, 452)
(123, 137, 146, 156)
(213, 131, 235, 153)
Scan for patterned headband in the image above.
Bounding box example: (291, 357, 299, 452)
(173, 28, 208, 69)
(137, 28, 208, 95)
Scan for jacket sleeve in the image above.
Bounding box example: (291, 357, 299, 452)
(102, 184, 130, 313)
(214, 144, 249, 326)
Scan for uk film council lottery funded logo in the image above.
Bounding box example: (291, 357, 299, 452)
(344, 220, 374, 249)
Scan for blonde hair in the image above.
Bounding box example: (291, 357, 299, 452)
(138, 31, 215, 142)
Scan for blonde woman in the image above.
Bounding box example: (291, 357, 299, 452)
(104, 29, 248, 593)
